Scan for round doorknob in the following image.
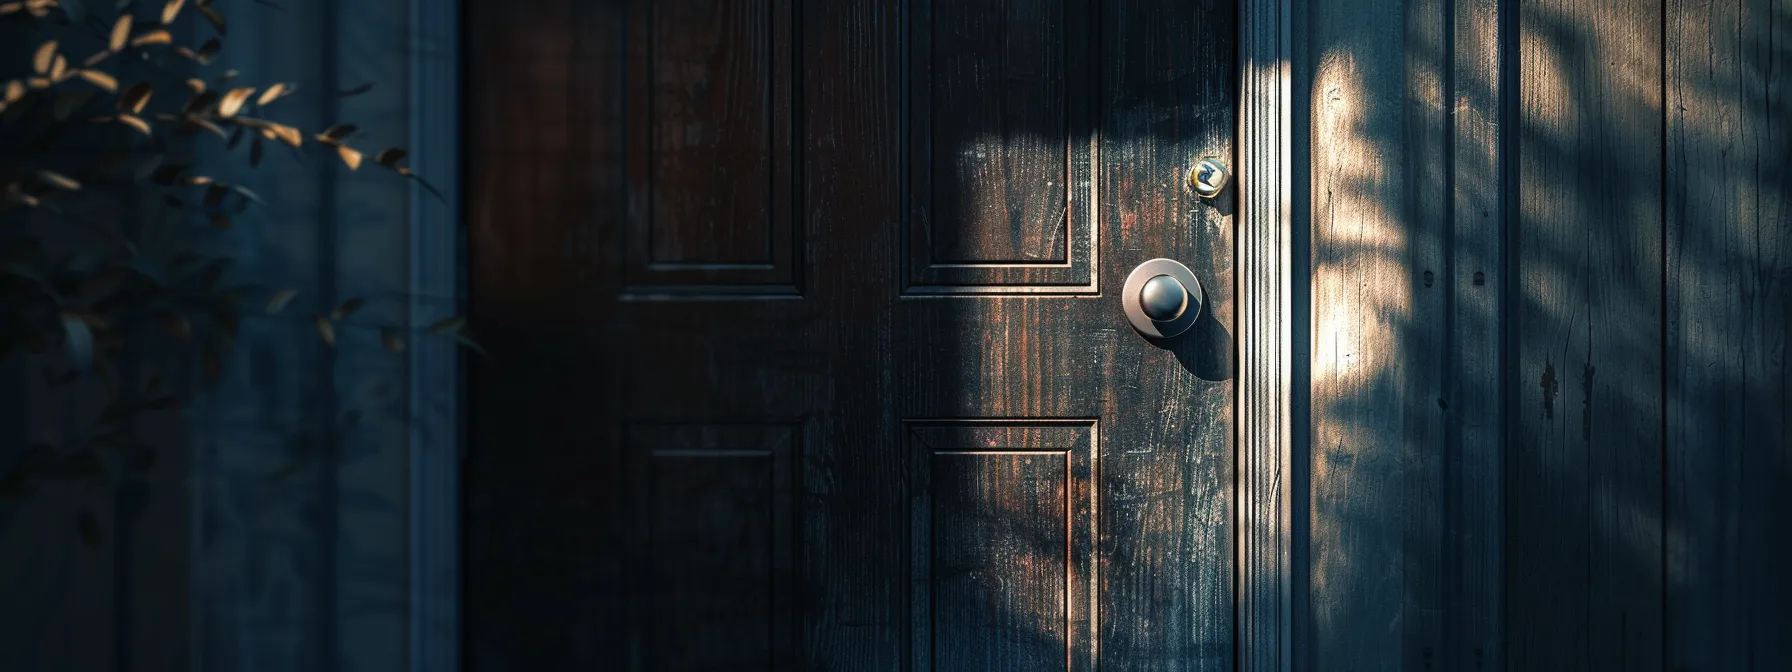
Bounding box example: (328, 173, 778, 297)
(1122, 258, 1204, 339)
(1139, 275, 1188, 321)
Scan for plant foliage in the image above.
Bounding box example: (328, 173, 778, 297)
(0, 0, 469, 514)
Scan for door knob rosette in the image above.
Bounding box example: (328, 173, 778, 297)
(1122, 258, 1204, 339)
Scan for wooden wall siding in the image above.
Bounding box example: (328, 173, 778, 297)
(1307, 0, 1790, 668)
(1513, 0, 1667, 666)
(1665, 0, 1792, 667)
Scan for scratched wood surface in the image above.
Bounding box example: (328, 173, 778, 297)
(1308, 0, 1424, 666)
(468, 0, 1238, 669)
(1511, 0, 1666, 667)
(1664, 0, 1792, 667)
(1310, 0, 1792, 668)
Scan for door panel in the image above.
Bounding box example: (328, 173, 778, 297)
(468, 0, 1237, 669)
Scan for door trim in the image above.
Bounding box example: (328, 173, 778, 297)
(407, 0, 461, 669)
(1236, 0, 1296, 669)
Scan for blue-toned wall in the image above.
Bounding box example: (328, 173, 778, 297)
(0, 1, 458, 670)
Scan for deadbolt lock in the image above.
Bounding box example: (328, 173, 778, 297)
(1188, 158, 1230, 199)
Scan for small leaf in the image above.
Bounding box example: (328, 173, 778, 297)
(84, 51, 111, 67)
(76, 510, 100, 549)
(33, 41, 56, 74)
(195, 38, 221, 62)
(217, 86, 253, 117)
(182, 89, 218, 114)
(249, 136, 264, 166)
(255, 82, 287, 106)
(426, 315, 465, 335)
(266, 123, 301, 147)
(374, 147, 408, 168)
(50, 55, 68, 81)
(318, 124, 356, 142)
(119, 83, 151, 113)
(161, 0, 184, 24)
(265, 289, 297, 314)
(330, 297, 364, 320)
(335, 82, 373, 97)
(197, 2, 225, 35)
(189, 115, 226, 138)
(61, 312, 94, 372)
(109, 14, 132, 51)
(215, 69, 239, 84)
(314, 315, 335, 346)
(231, 184, 262, 205)
(131, 30, 174, 47)
(336, 145, 361, 170)
(76, 69, 116, 92)
(185, 78, 206, 95)
(36, 170, 80, 190)
(5, 80, 24, 103)
(203, 183, 227, 207)
(380, 329, 405, 353)
(454, 333, 489, 357)
(116, 113, 151, 135)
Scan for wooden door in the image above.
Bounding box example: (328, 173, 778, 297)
(466, 0, 1238, 669)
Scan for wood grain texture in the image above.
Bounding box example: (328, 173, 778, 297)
(1510, 0, 1665, 667)
(643, 0, 778, 264)
(1308, 0, 1418, 665)
(1306, 0, 1512, 667)
(926, 0, 1071, 264)
(625, 0, 800, 293)
(1665, 0, 1792, 668)
(907, 421, 1095, 672)
(469, 0, 1235, 669)
(904, 0, 1097, 294)
(627, 424, 797, 670)
(1446, 0, 1505, 668)
(466, 0, 621, 668)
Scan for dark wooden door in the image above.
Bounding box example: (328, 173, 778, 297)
(467, 0, 1238, 669)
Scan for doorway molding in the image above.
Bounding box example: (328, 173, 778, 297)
(1236, 0, 1298, 669)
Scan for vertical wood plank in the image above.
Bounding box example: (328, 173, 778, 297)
(1510, 0, 1665, 668)
(1447, 0, 1505, 669)
(1309, 0, 1442, 665)
(1665, 0, 1792, 667)
(1400, 0, 1450, 666)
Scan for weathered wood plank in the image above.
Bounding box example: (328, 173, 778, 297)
(1448, 0, 1505, 669)
(1665, 0, 1792, 667)
(1309, 0, 1436, 665)
(1510, 0, 1665, 668)
(1400, 0, 1450, 666)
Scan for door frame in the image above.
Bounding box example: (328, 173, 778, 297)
(1236, 0, 1297, 669)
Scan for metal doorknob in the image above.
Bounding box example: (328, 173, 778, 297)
(1122, 258, 1204, 339)
(1139, 275, 1189, 321)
